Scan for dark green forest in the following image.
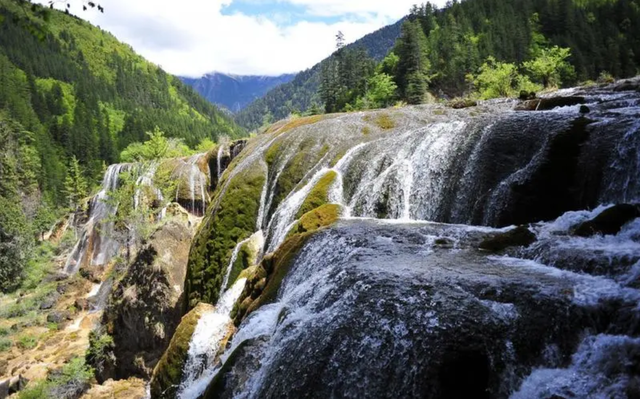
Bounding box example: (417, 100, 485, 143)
(241, 0, 640, 121)
(0, 0, 244, 290)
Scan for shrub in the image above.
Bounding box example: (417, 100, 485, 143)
(17, 334, 39, 350)
(18, 357, 94, 399)
(0, 337, 12, 352)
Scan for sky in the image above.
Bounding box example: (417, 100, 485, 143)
(45, 0, 446, 77)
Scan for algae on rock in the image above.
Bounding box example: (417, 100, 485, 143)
(185, 166, 266, 309)
(149, 303, 214, 399)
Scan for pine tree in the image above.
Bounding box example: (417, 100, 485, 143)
(64, 156, 88, 210)
(394, 20, 432, 104)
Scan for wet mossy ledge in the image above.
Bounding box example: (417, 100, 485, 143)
(232, 205, 342, 325)
(150, 302, 214, 398)
(185, 166, 266, 309)
(295, 171, 337, 219)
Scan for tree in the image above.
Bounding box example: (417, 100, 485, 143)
(469, 56, 541, 99)
(394, 20, 431, 104)
(523, 46, 575, 88)
(119, 127, 190, 162)
(63, 156, 88, 210)
(365, 72, 397, 108)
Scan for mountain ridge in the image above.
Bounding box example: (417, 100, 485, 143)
(181, 72, 296, 113)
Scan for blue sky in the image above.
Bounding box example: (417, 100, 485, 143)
(48, 0, 446, 77)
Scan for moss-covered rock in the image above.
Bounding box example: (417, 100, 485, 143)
(515, 96, 586, 111)
(233, 205, 341, 325)
(266, 138, 328, 220)
(149, 303, 214, 399)
(226, 231, 264, 289)
(295, 171, 337, 219)
(572, 204, 640, 237)
(102, 221, 193, 380)
(479, 225, 536, 252)
(185, 166, 266, 309)
(289, 204, 342, 237)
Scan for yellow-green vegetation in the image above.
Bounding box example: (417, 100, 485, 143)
(86, 329, 115, 381)
(295, 171, 337, 219)
(232, 205, 341, 325)
(365, 113, 395, 130)
(17, 357, 94, 399)
(227, 242, 253, 291)
(289, 204, 342, 237)
(362, 126, 372, 136)
(186, 167, 266, 308)
(150, 303, 214, 398)
(17, 333, 39, 350)
(274, 115, 324, 135)
(266, 138, 329, 218)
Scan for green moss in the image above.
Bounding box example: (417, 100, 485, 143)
(150, 303, 213, 398)
(265, 140, 282, 167)
(295, 171, 337, 219)
(234, 205, 341, 325)
(267, 138, 324, 218)
(185, 166, 266, 309)
(289, 204, 342, 236)
(227, 243, 252, 289)
(362, 126, 372, 136)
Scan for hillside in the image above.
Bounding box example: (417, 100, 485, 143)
(181, 73, 296, 113)
(234, 19, 404, 131)
(0, 0, 244, 204)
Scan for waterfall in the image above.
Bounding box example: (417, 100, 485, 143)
(173, 153, 210, 216)
(221, 237, 251, 291)
(177, 278, 248, 399)
(192, 84, 640, 398)
(64, 163, 129, 274)
(217, 144, 225, 182)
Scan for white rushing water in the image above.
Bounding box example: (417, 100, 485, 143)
(64, 163, 129, 274)
(177, 278, 248, 399)
(221, 238, 251, 291)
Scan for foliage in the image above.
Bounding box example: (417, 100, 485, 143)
(119, 127, 191, 162)
(469, 57, 542, 99)
(63, 156, 88, 209)
(523, 46, 575, 88)
(394, 19, 432, 104)
(0, 196, 32, 292)
(17, 333, 39, 349)
(0, 337, 11, 352)
(363, 72, 398, 109)
(18, 357, 94, 399)
(86, 329, 115, 378)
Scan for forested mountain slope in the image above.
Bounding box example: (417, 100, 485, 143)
(0, 0, 244, 203)
(404, 0, 640, 96)
(180, 73, 296, 113)
(234, 19, 404, 130)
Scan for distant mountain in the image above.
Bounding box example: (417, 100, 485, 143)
(235, 18, 405, 131)
(181, 73, 296, 113)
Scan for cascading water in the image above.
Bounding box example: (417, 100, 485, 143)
(64, 163, 129, 274)
(177, 278, 248, 399)
(182, 82, 640, 398)
(174, 153, 210, 216)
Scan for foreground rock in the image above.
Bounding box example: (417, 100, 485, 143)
(206, 219, 640, 398)
(99, 220, 194, 380)
(572, 204, 640, 237)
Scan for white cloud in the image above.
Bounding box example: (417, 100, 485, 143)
(45, 0, 446, 77)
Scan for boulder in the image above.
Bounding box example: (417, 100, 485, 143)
(47, 310, 71, 324)
(479, 225, 537, 252)
(101, 221, 194, 380)
(572, 204, 640, 237)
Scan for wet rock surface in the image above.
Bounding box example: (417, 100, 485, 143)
(208, 218, 640, 398)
